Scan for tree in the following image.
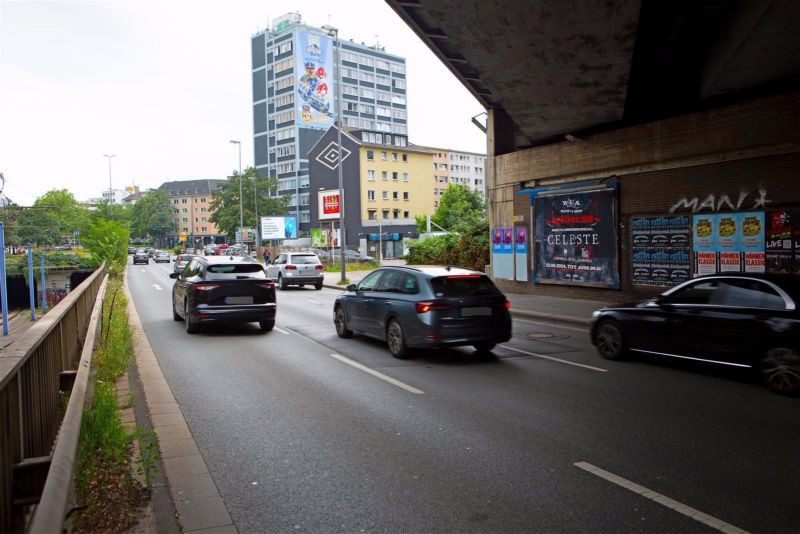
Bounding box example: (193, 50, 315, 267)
(82, 218, 129, 275)
(17, 208, 62, 245)
(129, 189, 175, 240)
(33, 189, 90, 240)
(209, 167, 289, 240)
(416, 183, 485, 233)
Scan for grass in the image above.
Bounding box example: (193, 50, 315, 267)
(322, 260, 379, 272)
(73, 275, 152, 532)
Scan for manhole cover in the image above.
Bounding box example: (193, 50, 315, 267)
(528, 332, 570, 341)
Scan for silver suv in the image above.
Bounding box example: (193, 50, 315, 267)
(266, 251, 324, 290)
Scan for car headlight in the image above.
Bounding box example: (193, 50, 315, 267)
(592, 310, 602, 318)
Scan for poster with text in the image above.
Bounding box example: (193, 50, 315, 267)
(693, 214, 719, 276)
(631, 215, 690, 286)
(766, 209, 800, 273)
(737, 212, 764, 272)
(491, 227, 513, 279)
(295, 31, 334, 129)
(514, 226, 529, 282)
(533, 189, 618, 287)
(261, 216, 298, 240)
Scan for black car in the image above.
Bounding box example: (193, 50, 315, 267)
(333, 266, 512, 358)
(133, 251, 149, 265)
(590, 273, 800, 396)
(170, 255, 276, 334)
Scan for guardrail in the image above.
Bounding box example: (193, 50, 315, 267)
(0, 263, 106, 533)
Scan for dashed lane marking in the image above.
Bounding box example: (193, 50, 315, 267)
(499, 345, 608, 372)
(329, 353, 424, 395)
(273, 327, 290, 335)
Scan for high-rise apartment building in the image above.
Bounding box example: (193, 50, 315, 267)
(251, 12, 409, 237)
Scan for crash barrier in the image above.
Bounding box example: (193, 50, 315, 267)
(0, 263, 106, 533)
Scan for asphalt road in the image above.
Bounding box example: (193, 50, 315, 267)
(128, 259, 800, 533)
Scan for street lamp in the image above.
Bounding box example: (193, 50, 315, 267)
(322, 24, 346, 283)
(103, 154, 116, 213)
(229, 140, 243, 232)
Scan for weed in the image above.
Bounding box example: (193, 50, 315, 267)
(135, 428, 161, 489)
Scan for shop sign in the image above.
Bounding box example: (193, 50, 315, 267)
(533, 189, 618, 288)
(631, 215, 690, 287)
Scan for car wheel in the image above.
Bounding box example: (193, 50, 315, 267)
(315, 282, 323, 290)
(593, 319, 627, 360)
(334, 306, 353, 338)
(760, 347, 800, 396)
(259, 319, 275, 333)
(172, 298, 181, 321)
(474, 342, 496, 353)
(278, 274, 288, 290)
(184, 301, 199, 334)
(387, 319, 412, 359)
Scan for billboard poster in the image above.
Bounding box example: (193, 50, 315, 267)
(261, 216, 297, 240)
(491, 228, 504, 253)
(766, 209, 800, 273)
(514, 226, 528, 282)
(533, 189, 618, 287)
(631, 215, 690, 287)
(311, 228, 327, 248)
(693, 214, 718, 276)
(738, 212, 764, 272)
(515, 226, 528, 254)
(318, 189, 341, 220)
(296, 32, 334, 129)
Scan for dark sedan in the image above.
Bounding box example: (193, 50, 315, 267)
(590, 273, 800, 396)
(333, 265, 512, 358)
(133, 251, 149, 265)
(170, 255, 276, 334)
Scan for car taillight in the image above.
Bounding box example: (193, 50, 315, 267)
(256, 281, 275, 289)
(505, 299, 511, 309)
(194, 283, 220, 292)
(314, 264, 324, 270)
(446, 275, 481, 279)
(285, 264, 297, 270)
(416, 300, 450, 313)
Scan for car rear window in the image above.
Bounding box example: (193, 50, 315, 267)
(206, 264, 266, 278)
(291, 255, 320, 264)
(178, 254, 194, 261)
(430, 275, 502, 298)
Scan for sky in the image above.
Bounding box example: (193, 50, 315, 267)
(0, 0, 486, 206)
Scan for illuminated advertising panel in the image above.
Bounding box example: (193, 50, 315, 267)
(296, 31, 334, 129)
(261, 216, 297, 240)
(318, 189, 341, 220)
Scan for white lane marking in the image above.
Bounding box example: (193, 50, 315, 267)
(140, 269, 146, 272)
(574, 462, 749, 534)
(306, 298, 321, 304)
(499, 345, 608, 372)
(273, 327, 290, 335)
(514, 317, 588, 333)
(329, 353, 424, 395)
(153, 284, 162, 291)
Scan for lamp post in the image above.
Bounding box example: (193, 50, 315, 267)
(229, 140, 243, 234)
(103, 154, 116, 214)
(322, 24, 346, 283)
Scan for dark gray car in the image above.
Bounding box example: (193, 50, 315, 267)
(333, 265, 512, 358)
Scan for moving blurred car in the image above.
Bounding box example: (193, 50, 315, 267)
(590, 273, 800, 396)
(154, 251, 171, 263)
(174, 253, 195, 273)
(128, 246, 137, 254)
(265, 251, 324, 290)
(133, 251, 149, 265)
(333, 265, 512, 359)
(170, 255, 276, 333)
(334, 249, 375, 262)
(215, 244, 230, 255)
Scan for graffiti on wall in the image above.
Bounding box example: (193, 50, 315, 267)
(669, 188, 771, 214)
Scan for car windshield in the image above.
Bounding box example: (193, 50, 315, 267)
(178, 255, 194, 261)
(430, 275, 502, 297)
(291, 255, 319, 264)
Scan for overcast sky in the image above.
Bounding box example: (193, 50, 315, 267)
(0, 0, 486, 206)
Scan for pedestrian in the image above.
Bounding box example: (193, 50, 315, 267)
(262, 247, 271, 264)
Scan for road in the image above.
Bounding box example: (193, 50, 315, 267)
(128, 259, 800, 533)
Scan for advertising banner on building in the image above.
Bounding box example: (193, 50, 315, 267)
(692, 212, 765, 276)
(318, 189, 341, 220)
(631, 215, 691, 287)
(295, 31, 334, 129)
(261, 216, 297, 240)
(533, 189, 618, 287)
(766, 209, 800, 273)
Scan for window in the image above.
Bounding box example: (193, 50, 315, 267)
(275, 57, 294, 72)
(360, 88, 375, 99)
(181, 198, 187, 203)
(277, 162, 296, 174)
(359, 103, 374, 114)
(392, 109, 407, 120)
(382, 190, 388, 200)
(275, 93, 294, 107)
(392, 152, 398, 161)
(392, 172, 398, 181)
(360, 71, 374, 83)
(182, 208, 188, 213)
(276, 126, 295, 140)
(392, 123, 408, 134)
(376, 90, 391, 102)
(392, 191, 398, 200)
(664, 281, 718, 305)
(367, 150, 374, 160)
(367, 170, 375, 181)
(395, 137, 407, 147)
(276, 109, 294, 123)
(376, 75, 390, 85)
(711, 279, 787, 309)
(277, 41, 292, 54)
(391, 94, 406, 105)
(357, 269, 383, 291)
(342, 50, 358, 62)
(391, 63, 405, 74)
(382, 209, 390, 219)
(342, 84, 358, 96)
(381, 151, 387, 160)
(346, 101, 359, 112)
(343, 67, 358, 78)
(403, 172, 409, 182)
(403, 192, 409, 201)
(277, 145, 295, 157)
(403, 211, 409, 218)
(367, 190, 375, 201)
(376, 106, 391, 117)
(201, 226, 207, 232)
(381, 171, 388, 181)
(360, 55, 375, 68)
(275, 75, 293, 90)
(376, 59, 389, 70)
(393, 209, 400, 218)
(392, 79, 406, 90)
(368, 209, 377, 219)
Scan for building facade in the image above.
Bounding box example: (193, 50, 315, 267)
(160, 179, 226, 249)
(428, 148, 487, 207)
(251, 12, 408, 237)
(308, 126, 434, 258)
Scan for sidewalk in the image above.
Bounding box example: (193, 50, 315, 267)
(321, 268, 609, 328)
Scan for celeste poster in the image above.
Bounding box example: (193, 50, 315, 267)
(533, 189, 618, 287)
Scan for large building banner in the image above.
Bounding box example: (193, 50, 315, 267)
(295, 31, 334, 129)
(533, 189, 619, 288)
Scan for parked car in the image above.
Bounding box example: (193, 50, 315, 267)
(204, 245, 217, 256)
(266, 251, 324, 290)
(155, 251, 171, 263)
(174, 253, 195, 273)
(333, 265, 512, 359)
(215, 244, 230, 255)
(170, 255, 276, 333)
(185, 248, 196, 255)
(590, 273, 800, 396)
(128, 246, 137, 254)
(334, 249, 376, 262)
(133, 251, 149, 265)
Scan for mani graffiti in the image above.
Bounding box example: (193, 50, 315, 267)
(668, 188, 771, 213)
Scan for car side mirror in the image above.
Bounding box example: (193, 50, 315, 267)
(347, 284, 357, 292)
(169, 272, 180, 279)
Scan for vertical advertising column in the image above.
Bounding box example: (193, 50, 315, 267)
(514, 226, 528, 281)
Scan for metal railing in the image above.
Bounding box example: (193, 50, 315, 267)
(0, 263, 106, 533)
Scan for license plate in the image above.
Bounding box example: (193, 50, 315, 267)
(461, 306, 491, 317)
(226, 296, 253, 304)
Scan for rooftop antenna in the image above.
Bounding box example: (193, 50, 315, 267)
(374, 34, 381, 48)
